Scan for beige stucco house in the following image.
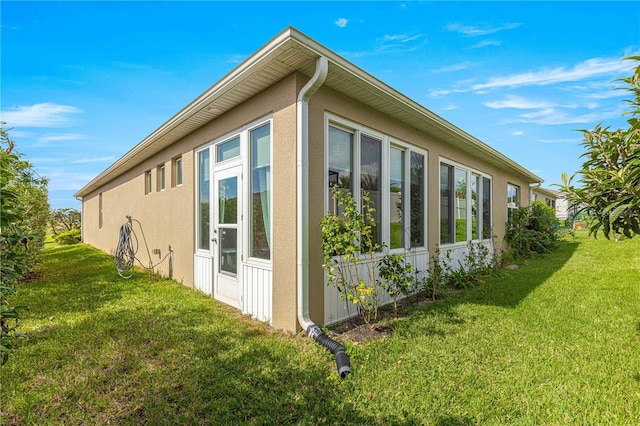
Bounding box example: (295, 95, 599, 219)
(76, 27, 542, 334)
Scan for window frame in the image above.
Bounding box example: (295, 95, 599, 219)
(507, 183, 520, 224)
(193, 115, 273, 266)
(173, 156, 183, 187)
(144, 170, 152, 195)
(157, 164, 166, 191)
(439, 157, 492, 246)
(325, 113, 428, 253)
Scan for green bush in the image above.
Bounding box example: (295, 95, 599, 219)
(505, 200, 560, 260)
(55, 228, 81, 245)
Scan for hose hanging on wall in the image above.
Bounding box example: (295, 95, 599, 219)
(115, 216, 173, 279)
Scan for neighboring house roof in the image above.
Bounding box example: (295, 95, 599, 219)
(534, 187, 560, 199)
(76, 26, 542, 198)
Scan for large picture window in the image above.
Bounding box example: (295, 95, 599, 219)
(440, 159, 492, 244)
(327, 117, 427, 251)
(250, 123, 271, 260)
(361, 134, 382, 248)
(410, 152, 425, 247)
(328, 126, 354, 215)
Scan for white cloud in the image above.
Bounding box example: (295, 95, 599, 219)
(431, 62, 473, 73)
(71, 155, 115, 164)
(484, 95, 560, 110)
(471, 40, 501, 49)
(511, 131, 524, 136)
(381, 34, 421, 43)
(36, 168, 95, 191)
(335, 18, 348, 28)
(37, 133, 87, 144)
(445, 22, 521, 37)
(376, 33, 425, 53)
(471, 57, 633, 91)
(539, 138, 583, 144)
(1, 103, 82, 127)
(512, 108, 616, 125)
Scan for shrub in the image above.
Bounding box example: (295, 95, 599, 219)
(321, 188, 381, 324)
(55, 228, 81, 245)
(505, 200, 560, 260)
(378, 252, 416, 315)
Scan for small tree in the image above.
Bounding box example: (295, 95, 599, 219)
(561, 57, 640, 239)
(49, 208, 81, 236)
(321, 188, 381, 324)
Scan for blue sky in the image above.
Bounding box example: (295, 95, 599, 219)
(2, 1, 638, 210)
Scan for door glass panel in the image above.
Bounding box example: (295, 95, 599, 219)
(218, 177, 237, 224)
(217, 175, 238, 277)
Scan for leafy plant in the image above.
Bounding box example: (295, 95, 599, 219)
(561, 57, 640, 239)
(505, 200, 561, 260)
(378, 252, 416, 315)
(321, 188, 381, 324)
(1, 125, 47, 365)
(55, 228, 82, 245)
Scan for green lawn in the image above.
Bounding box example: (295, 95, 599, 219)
(2, 232, 639, 424)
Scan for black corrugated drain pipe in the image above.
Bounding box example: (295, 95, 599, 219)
(307, 325, 351, 378)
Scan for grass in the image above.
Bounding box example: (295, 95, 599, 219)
(2, 232, 639, 424)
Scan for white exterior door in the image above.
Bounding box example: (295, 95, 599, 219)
(213, 166, 243, 308)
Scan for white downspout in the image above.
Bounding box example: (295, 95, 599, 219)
(297, 56, 328, 334)
(296, 56, 350, 378)
(529, 182, 541, 205)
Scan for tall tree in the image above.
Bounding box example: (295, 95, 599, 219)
(561, 57, 640, 239)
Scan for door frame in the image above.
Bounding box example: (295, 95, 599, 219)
(212, 164, 243, 309)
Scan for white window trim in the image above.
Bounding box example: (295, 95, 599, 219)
(194, 115, 273, 267)
(325, 113, 428, 252)
(439, 157, 493, 247)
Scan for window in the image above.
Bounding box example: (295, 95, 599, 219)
(410, 152, 425, 247)
(389, 146, 404, 249)
(507, 183, 520, 223)
(482, 177, 492, 239)
(250, 123, 271, 260)
(174, 157, 183, 187)
(361, 134, 382, 248)
(158, 165, 166, 191)
(440, 160, 492, 244)
(197, 150, 210, 251)
(144, 170, 152, 195)
(327, 126, 353, 215)
(217, 136, 240, 163)
(440, 163, 454, 244)
(327, 117, 427, 251)
(99, 193, 103, 229)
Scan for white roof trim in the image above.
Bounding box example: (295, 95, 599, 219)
(76, 26, 541, 197)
